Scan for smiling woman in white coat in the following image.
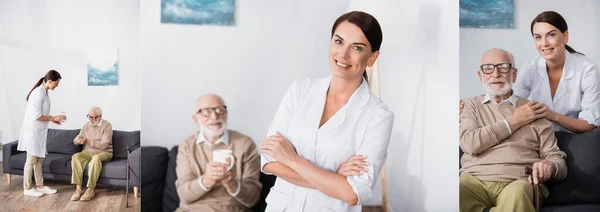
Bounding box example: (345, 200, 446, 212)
(513, 11, 600, 133)
(260, 11, 394, 212)
(17, 70, 66, 197)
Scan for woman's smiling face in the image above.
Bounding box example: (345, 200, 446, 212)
(532, 22, 569, 61)
(328, 21, 379, 81)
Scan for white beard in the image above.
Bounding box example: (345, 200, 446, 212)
(483, 75, 513, 97)
(200, 122, 227, 139)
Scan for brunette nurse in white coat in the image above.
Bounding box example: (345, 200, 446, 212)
(260, 11, 394, 212)
(513, 11, 600, 133)
(17, 70, 66, 197)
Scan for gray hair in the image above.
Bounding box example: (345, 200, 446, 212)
(483, 48, 516, 67)
(90, 106, 103, 115)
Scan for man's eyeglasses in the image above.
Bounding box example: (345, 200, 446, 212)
(480, 63, 513, 74)
(87, 114, 101, 120)
(196, 106, 227, 117)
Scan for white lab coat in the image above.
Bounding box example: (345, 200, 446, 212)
(261, 76, 394, 212)
(17, 85, 51, 157)
(513, 51, 600, 132)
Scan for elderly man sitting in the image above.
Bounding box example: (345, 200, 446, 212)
(175, 94, 261, 212)
(459, 48, 567, 212)
(70, 106, 113, 201)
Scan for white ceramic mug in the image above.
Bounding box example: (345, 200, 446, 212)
(213, 149, 235, 171)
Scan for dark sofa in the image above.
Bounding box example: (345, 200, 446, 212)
(459, 129, 600, 211)
(2, 128, 142, 195)
(138, 145, 276, 212)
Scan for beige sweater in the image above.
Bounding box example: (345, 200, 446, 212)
(74, 120, 113, 155)
(176, 130, 261, 212)
(459, 95, 567, 182)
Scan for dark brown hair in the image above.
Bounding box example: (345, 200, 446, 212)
(26, 70, 61, 101)
(530, 11, 582, 55)
(331, 11, 383, 83)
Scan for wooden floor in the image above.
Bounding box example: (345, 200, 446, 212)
(0, 163, 140, 212)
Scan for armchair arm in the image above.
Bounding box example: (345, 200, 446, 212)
(129, 147, 142, 187)
(2, 140, 20, 174)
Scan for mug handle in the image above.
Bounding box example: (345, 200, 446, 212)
(226, 155, 235, 171)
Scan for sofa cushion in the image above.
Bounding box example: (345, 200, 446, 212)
(46, 129, 82, 155)
(112, 131, 141, 159)
(84, 159, 127, 180)
(141, 146, 169, 184)
(544, 130, 600, 205)
(11, 153, 73, 175)
(140, 146, 168, 211)
(162, 146, 180, 212)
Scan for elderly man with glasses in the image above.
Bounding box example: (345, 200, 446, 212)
(175, 93, 261, 212)
(459, 48, 567, 212)
(70, 106, 113, 201)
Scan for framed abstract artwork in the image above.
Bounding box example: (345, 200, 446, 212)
(460, 0, 514, 28)
(161, 0, 235, 26)
(87, 49, 119, 86)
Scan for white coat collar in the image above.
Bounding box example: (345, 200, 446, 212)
(322, 75, 371, 111)
(536, 50, 575, 80)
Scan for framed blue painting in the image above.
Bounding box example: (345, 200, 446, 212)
(87, 50, 119, 86)
(161, 0, 235, 26)
(460, 0, 514, 28)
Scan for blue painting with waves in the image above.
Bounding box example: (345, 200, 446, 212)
(161, 0, 235, 25)
(88, 62, 118, 86)
(460, 0, 514, 28)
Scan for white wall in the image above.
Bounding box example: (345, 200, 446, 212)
(381, 1, 459, 211)
(141, 0, 458, 211)
(0, 0, 141, 141)
(460, 0, 600, 98)
(0, 48, 14, 160)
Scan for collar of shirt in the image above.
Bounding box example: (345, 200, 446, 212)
(482, 92, 518, 107)
(537, 50, 575, 80)
(196, 130, 229, 146)
(323, 75, 371, 111)
(39, 84, 47, 96)
(89, 119, 103, 127)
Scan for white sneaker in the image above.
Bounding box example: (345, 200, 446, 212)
(23, 188, 43, 197)
(36, 186, 57, 194)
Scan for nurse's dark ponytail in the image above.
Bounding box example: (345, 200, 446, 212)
(26, 70, 61, 101)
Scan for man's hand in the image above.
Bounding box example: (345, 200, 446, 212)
(74, 136, 85, 145)
(81, 137, 91, 145)
(337, 155, 368, 176)
(221, 158, 238, 194)
(202, 161, 228, 189)
(529, 160, 554, 185)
